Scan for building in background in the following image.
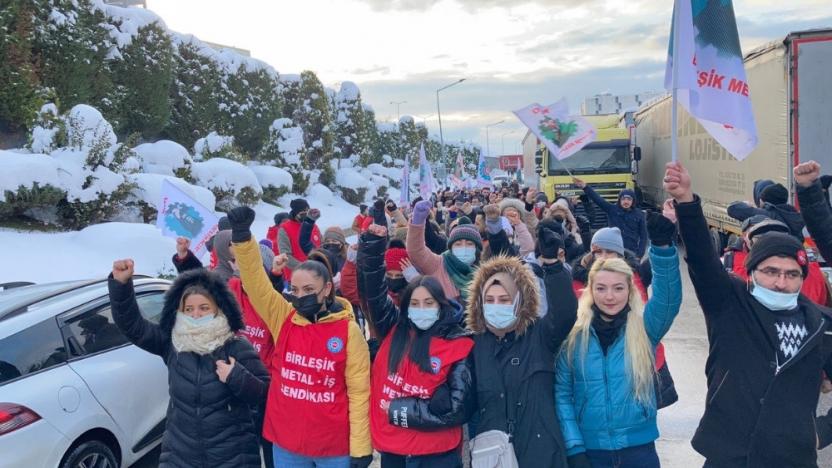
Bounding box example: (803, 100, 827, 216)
(581, 92, 663, 116)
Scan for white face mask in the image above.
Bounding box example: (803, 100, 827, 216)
(750, 276, 799, 311)
(409, 307, 440, 330)
(483, 295, 519, 330)
(452, 245, 477, 265)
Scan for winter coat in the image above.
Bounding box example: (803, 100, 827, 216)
(677, 195, 832, 468)
(582, 186, 648, 257)
(171, 250, 203, 274)
(798, 180, 832, 265)
(466, 256, 578, 468)
(232, 238, 372, 458)
(108, 270, 269, 468)
(726, 201, 806, 241)
(555, 245, 682, 455)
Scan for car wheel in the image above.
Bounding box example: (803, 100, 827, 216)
(60, 440, 117, 468)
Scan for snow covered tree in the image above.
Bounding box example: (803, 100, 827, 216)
(0, 0, 42, 133)
(223, 66, 281, 156)
(334, 81, 366, 162)
(277, 74, 302, 119)
(377, 123, 400, 165)
(292, 71, 335, 174)
(398, 116, 421, 162)
(259, 118, 309, 194)
(357, 104, 381, 166)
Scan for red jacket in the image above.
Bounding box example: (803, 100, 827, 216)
(339, 259, 360, 305)
(726, 249, 829, 306)
(228, 277, 274, 366)
(266, 225, 280, 255)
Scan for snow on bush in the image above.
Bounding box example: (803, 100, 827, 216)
(0, 151, 65, 202)
(65, 104, 118, 150)
(306, 183, 335, 206)
(51, 148, 125, 203)
(194, 132, 236, 161)
(191, 158, 262, 208)
(133, 140, 192, 176)
(336, 168, 370, 190)
(250, 165, 293, 190)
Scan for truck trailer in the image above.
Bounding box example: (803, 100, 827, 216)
(634, 28, 832, 252)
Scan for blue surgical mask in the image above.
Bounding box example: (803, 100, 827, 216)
(750, 277, 799, 311)
(178, 312, 216, 327)
(483, 296, 519, 330)
(409, 307, 440, 330)
(452, 245, 477, 265)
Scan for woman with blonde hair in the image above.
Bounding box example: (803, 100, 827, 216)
(555, 212, 681, 468)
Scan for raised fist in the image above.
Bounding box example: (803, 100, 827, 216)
(112, 259, 135, 284)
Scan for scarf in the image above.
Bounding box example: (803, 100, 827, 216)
(171, 312, 234, 355)
(442, 250, 474, 302)
(591, 304, 630, 355)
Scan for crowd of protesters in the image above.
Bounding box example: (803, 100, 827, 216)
(107, 161, 832, 468)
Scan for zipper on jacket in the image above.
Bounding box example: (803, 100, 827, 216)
(196, 357, 203, 468)
(603, 353, 613, 444)
(775, 318, 825, 376)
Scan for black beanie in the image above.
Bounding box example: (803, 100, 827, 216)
(289, 198, 310, 219)
(760, 183, 788, 206)
(273, 212, 289, 226)
(218, 216, 231, 231)
(745, 232, 809, 278)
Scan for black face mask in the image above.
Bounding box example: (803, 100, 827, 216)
(288, 290, 326, 321)
(386, 276, 407, 293)
(323, 244, 342, 254)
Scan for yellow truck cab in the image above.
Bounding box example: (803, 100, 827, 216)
(533, 114, 638, 228)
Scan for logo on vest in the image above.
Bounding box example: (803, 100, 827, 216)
(327, 337, 344, 354)
(430, 356, 442, 374)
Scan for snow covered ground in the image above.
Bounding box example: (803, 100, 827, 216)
(0, 196, 358, 284)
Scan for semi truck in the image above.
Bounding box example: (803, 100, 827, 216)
(533, 114, 637, 227)
(634, 28, 832, 252)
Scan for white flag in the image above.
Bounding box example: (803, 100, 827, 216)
(513, 99, 596, 161)
(476, 150, 492, 188)
(418, 144, 435, 201)
(156, 179, 219, 258)
(665, 0, 758, 160)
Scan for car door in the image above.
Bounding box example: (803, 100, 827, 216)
(60, 288, 170, 456)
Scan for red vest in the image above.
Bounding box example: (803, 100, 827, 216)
(228, 278, 274, 366)
(265, 312, 350, 457)
(729, 250, 829, 306)
(279, 220, 321, 282)
(370, 328, 474, 455)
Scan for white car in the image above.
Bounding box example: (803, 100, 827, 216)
(0, 278, 171, 468)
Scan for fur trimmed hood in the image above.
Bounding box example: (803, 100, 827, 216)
(159, 268, 245, 336)
(466, 255, 540, 337)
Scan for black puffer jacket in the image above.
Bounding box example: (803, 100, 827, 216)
(357, 231, 475, 429)
(108, 269, 270, 468)
(466, 257, 578, 468)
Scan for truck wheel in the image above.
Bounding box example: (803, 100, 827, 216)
(709, 227, 725, 255)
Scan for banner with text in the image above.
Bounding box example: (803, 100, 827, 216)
(513, 99, 596, 161)
(156, 179, 219, 258)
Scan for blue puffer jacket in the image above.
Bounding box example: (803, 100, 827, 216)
(555, 245, 682, 455)
(583, 186, 648, 257)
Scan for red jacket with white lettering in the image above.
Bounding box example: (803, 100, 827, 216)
(228, 277, 274, 366)
(371, 327, 473, 455)
(233, 238, 372, 458)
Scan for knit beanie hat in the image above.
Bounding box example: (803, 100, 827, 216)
(591, 227, 625, 256)
(760, 183, 788, 206)
(747, 219, 791, 243)
(447, 218, 483, 250)
(384, 246, 409, 272)
(619, 189, 636, 201)
(535, 191, 549, 204)
(745, 232, 808, 278)
(323, 227, 347, 245)
(289, 198, 310, 219)
(218, 216, 231, 231)
(359, 204, 368, 215)
(741, 214, 770, 233)
(273, 212, 290, 226)
(259, 239, 274, 250)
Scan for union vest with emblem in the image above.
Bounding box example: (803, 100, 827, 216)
(371, 328, 474, 455)
(265, 311, 350, 456)
(279, 220, 321, 282)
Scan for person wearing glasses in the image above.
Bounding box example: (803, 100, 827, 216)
(666, 161, 832, 468)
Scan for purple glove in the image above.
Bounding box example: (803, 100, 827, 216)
(412, 200, 432, 225)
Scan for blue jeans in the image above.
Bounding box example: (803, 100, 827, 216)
(272, 443, 350, 468)
(585, 442, 660, 468)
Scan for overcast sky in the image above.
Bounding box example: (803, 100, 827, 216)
(146, 0, 831, 156)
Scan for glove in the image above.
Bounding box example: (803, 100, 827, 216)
(349, 455, 373, 468)
(575, 215, 590, 231)
(385, 200, 398, 212)
(428, 384, 452, 415)
(226, 206, 255, 243)
(371, 199, 387, 227)
(647, 211, 676, 247)
(306, 208, 321, 222)
(538, 228, 563, 260)
(567, 453, 592, 468)
(412, 200, 432, 225)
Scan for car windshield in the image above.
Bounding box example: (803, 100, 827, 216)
(0, 281, 92, 319)
(549, 145, 629, 175)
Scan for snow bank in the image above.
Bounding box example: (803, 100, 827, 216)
(336, 168, 370, 190)
(306, 183, 335, 205)
(66, 104, 117, 149)
(194, 132, 234, 159)
(250, 165, 293, 190)
(130, 173, 216, 210)
(191, 158, 262, 195)
(50, 148, 125, 203)
(0, 151, 65, 202)
(133, 140, 192, 175)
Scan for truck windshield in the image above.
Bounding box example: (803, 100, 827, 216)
(548, 146, 629, 175)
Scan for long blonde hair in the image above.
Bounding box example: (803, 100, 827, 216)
(562, 258, 655, 404)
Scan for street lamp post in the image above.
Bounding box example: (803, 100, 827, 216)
(436, 78, 466, 176)
(485, 120, 505, 159)
(500, 130, 516, 155)
(390, 100, 407, 124)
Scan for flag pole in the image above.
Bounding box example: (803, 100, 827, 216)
(671, 1, 680, 163)
(557, 158, 575, 178)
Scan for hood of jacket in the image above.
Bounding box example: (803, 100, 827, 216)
(753, 179, 775, 207)
(499, 198, 527, 217)
(213, 230, 235, 282)
(466, 255, 540, 337)
(159, 268, 245, 336)
(765, 203, 806, 240)
(435, 299, 472, 339)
